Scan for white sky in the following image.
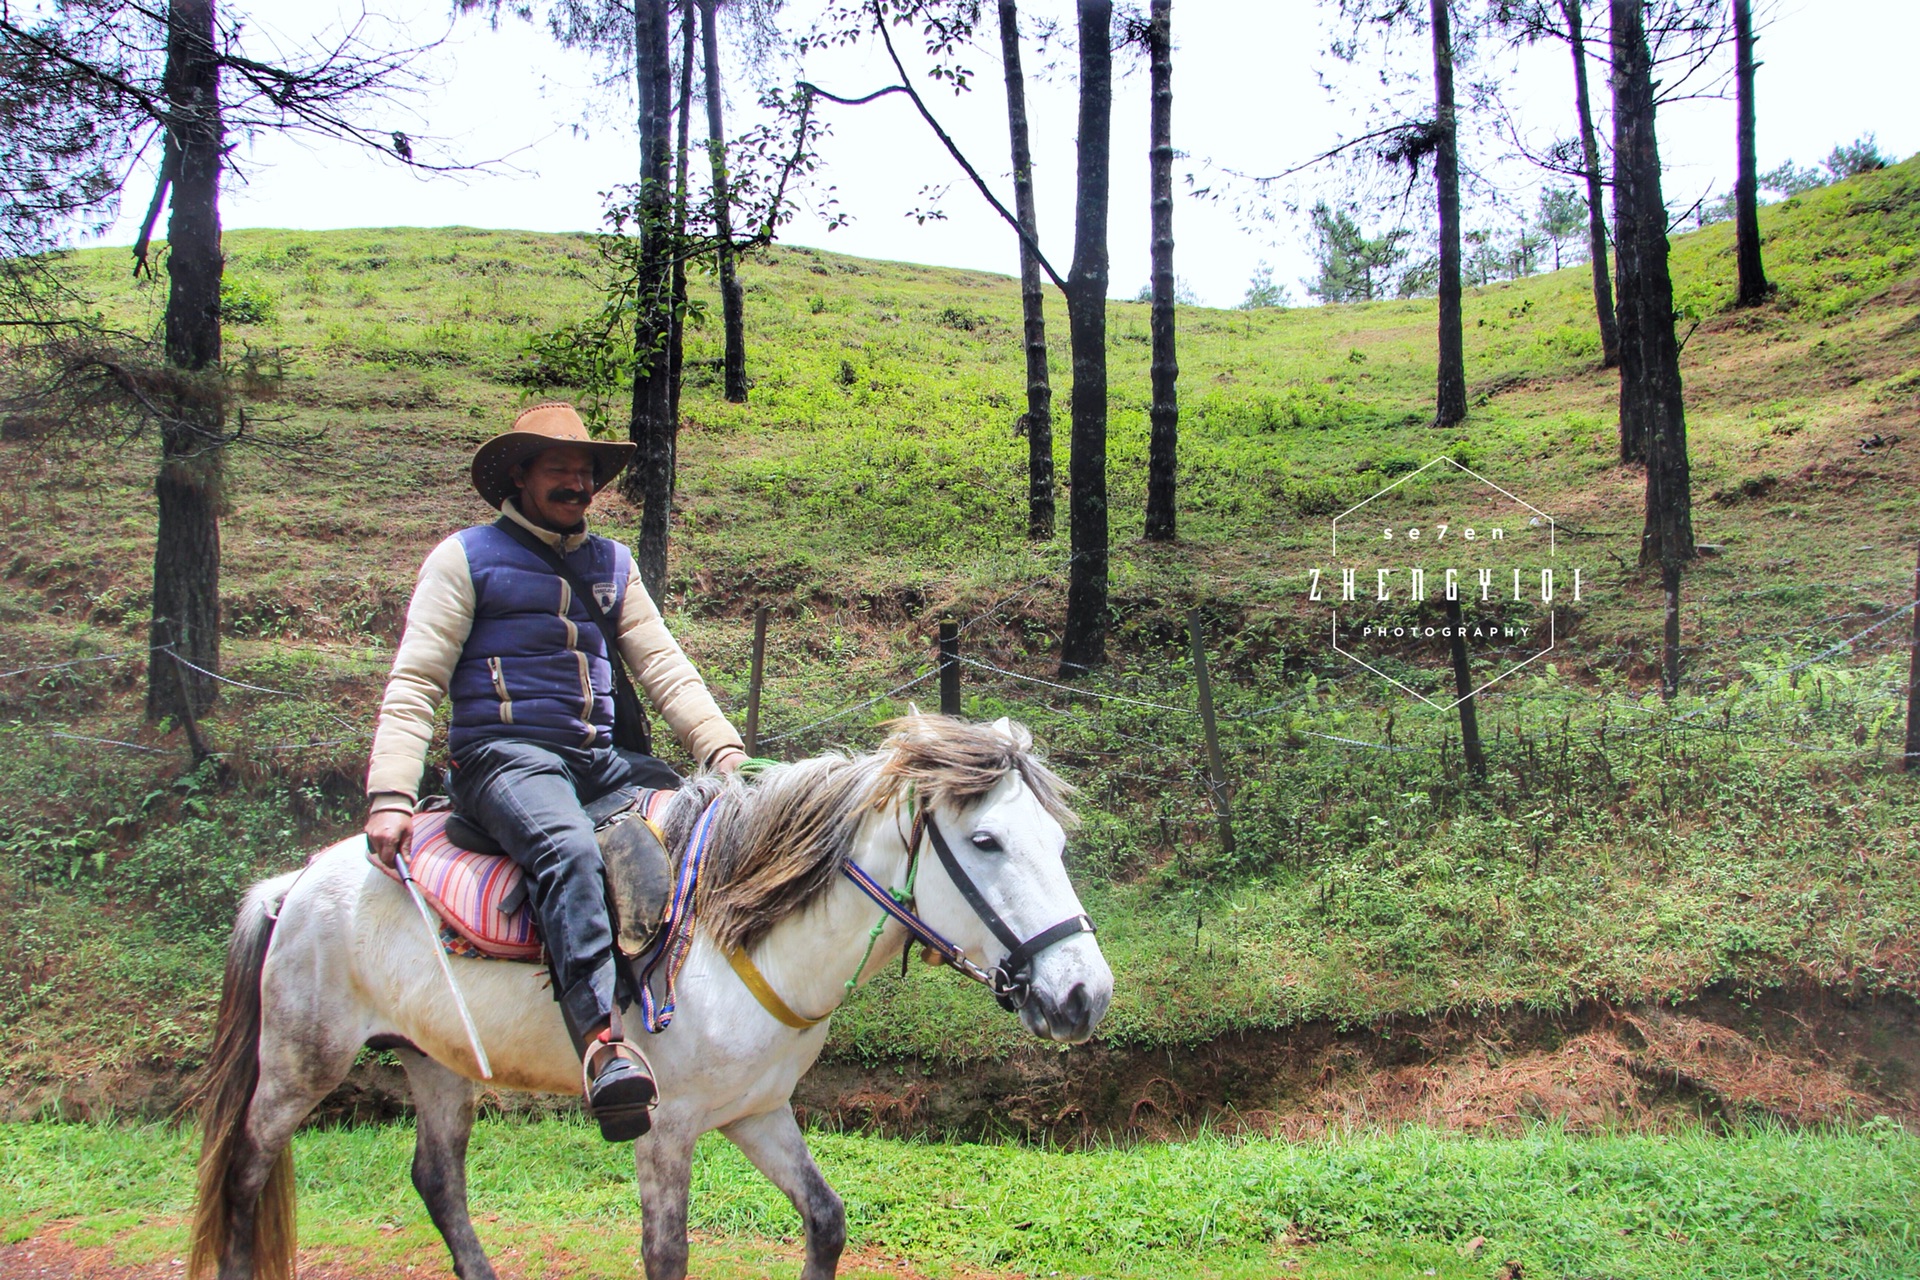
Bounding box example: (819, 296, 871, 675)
(98, 0, 1920, 308)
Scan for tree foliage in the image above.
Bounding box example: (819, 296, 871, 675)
(1700, 134, 1896, 226)
(1306, 201, 1409, 303)
(0, 2, 444, 728)
(0, 4, 148, 275)
(1235, 261, 1292, 309)
(1536, 186, 1585, 267)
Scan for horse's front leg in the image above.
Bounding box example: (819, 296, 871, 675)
(397, 1049, 497, 1280)
(633, 1113, 700, 1280)
(721, 1105, 846, 1280)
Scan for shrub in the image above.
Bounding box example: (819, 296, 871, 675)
(218, 276, 278, 325)
(1825, 134, 1890, 180)
(935, 305, 983, 332)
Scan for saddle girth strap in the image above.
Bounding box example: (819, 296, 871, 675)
(725, 945, 830, 1030)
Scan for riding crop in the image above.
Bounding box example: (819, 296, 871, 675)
(394, 848, 494, 1079)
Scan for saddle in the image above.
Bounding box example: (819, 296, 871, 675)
(371, 787, 675, 962)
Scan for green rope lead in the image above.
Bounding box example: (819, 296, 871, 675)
(845, 917, 888, 995)
(845, 795, 923, 994)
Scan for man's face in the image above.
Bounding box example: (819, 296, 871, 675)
(512, 445, 598, 531)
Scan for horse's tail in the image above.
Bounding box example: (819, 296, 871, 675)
(185, 871, 301, 1280)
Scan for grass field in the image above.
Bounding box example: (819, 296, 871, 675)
(1, 158, 1918, 1105)
(5, 1119, 1918, 1279)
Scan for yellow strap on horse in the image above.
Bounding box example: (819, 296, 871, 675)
(724, 944, 830, 1030)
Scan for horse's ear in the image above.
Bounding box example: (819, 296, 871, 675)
(906, 701, 923, 719)
(990, 716, 1032, 751)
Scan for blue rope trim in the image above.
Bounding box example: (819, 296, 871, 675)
(636, 798, 720, 1033)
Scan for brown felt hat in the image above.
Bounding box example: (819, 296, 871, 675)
(470, 402, 636, 509)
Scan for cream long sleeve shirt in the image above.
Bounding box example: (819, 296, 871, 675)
(365, 501, 743, 808)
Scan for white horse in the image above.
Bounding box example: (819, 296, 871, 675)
(186, 716, 1113, 1280)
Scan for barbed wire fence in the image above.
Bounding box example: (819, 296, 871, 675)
(725, 567, 1920, 856)
(4, 547, 1918, 856)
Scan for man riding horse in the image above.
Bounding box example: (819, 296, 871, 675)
(363, 402, 745, 1141)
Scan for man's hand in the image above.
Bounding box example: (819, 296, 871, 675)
(366, 809, 414, 867)
(712, 747, 746, 774)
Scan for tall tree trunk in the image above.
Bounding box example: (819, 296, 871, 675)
(1610, 2, 1645, 464)
(998, 0, 1054, 541)
(668, 0, 695, 434)
(1611, 0, 1693, 580)
(1561, 0, 1620, 367)
(699, 0, 747, 404)
(1142, 0, 1178, 543)
(1059, 0, 1113, 676)
(1430, 0, 1467, 427)
(148, 0, 224, 726)
(1732, 0, 1769, 306)
(628, 0, 676, 599)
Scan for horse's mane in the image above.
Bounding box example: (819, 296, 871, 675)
(654, 715, 1075, 952)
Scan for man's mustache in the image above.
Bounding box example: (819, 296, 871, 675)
(545, 488, 593, 505)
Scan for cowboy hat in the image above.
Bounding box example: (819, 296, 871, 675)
(470, 402, 637, 509)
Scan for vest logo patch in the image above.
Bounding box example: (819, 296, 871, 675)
(592, 581, 618, 612)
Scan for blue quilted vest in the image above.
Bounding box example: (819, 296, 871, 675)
(448, 521, 631, 758)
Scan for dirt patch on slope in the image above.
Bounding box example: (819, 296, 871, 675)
(11, 989, 1915, 1144)
(792, 990, 1919, 1144)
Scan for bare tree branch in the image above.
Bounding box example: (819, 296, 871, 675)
(799, 0, 1068, 292)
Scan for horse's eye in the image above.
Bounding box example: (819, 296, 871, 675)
(969, 831, 1003, 853)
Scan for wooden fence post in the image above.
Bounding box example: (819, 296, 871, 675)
(1661, 559, 1683, 702)
(1445, 596, 1487, 781)
(938, 619, 961, 717)
(1189, 609, 1235, 857)
(1904, 544, 1920, 773)
(744, 606, 768, 756)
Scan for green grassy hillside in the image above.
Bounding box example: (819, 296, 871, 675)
(3, 159, 1918, 1107)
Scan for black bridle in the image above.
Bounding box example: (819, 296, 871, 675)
(839, 806, 1096, 1012)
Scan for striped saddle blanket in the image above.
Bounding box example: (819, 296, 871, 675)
(371, 789, 676, 962)
(373, 811, 543, 961)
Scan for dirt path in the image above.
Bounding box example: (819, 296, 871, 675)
(0, 1227, 1005, 1280)
(0, 1232, 360, 1280)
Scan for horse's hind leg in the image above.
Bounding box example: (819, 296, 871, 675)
(215, 1033, 358, 1280)
(722, 1106, 846, 1280)
(397, 1049, 498, 1280)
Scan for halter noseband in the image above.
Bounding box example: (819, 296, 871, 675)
(840, 803, 1096, 1012)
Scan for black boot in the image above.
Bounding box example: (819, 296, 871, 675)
(584, 1040, 657, 1142)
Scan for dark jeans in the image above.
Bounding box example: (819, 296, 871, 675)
(449, 738, 679, 1046)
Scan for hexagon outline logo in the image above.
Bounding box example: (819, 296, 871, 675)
(1317, 455, 1567, 709)
(1330, 610, 1556, 711)
(1330, 456, 1556, 557)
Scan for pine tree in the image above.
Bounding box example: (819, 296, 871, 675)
(1428, 0, 1467, 425)
(698, 0, 749, 402)
(997, 0, 1055, 539)
(1142, 0, 1179, 543)
(1732, 0, 1770, 306)
(1610, 0, 1694, 696)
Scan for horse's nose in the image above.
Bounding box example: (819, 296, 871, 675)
(1050, 982, 1094, 1042)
